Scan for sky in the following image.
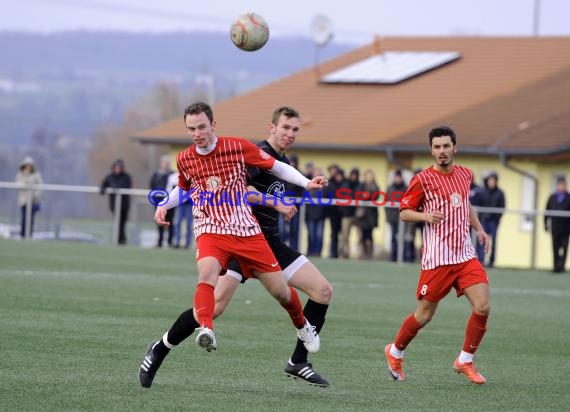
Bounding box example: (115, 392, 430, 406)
(2, 0, 570, 44)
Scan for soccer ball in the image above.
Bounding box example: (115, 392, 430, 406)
(230, 12, 270, 52)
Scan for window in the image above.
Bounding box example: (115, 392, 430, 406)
(520, 174, 536, 232)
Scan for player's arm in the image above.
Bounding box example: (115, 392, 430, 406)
(154, 186, 182, 226)
(399, 175, 443, 223)
(242, 139, 327, 189)
(154, 170, 192, 226)
(400, 208, 445, 224)
(245, 185, 297, 221)
(270, 160, 327, 190)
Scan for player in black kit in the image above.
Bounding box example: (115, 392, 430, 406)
(139, 106, 333, 388)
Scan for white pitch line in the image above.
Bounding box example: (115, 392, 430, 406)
(491, 287, 570, 298)
(0, 269, 110, 277)
(0, 269, 185, 282)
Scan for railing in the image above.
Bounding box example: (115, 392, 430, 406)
(1, 181, 569, 269)
(0, 181, 150, 245)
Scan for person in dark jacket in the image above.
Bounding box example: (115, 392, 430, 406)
(469, 177, 484, 243)
(100, 159, 132, 245)
(355, 169, 379, 259)
(150, 156, 175, 248)
(326, 167, 347, 258)
(281, 154, 303, 251)
(340, 167, 361, 258)
(545, 176, 570, 273)
(386, 170, 410, 262)
(305, 167, 326, 257)
(477, 172, 505, 267)
(469, 179, 484, 208)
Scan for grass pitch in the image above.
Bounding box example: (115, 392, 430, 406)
(0, 239, 568, 411)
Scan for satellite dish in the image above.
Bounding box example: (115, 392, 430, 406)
(310, 14, 334, 47)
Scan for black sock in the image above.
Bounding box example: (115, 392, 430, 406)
(166, 308, 199, 346)
(290, 300, 329, 365)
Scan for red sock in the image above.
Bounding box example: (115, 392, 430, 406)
(280, 287, 305, 329)
(194, 283, 215, 329)
(463, 312, 488, 354)
(394, 313, 422, 351)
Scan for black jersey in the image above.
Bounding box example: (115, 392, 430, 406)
(248, 140, 290, 240)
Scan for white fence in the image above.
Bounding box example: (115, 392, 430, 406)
(1, 181, 569, 269)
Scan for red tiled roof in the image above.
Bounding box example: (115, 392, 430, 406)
(134, 36, 570, 156)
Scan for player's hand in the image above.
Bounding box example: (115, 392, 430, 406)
(476, 228, 490, 253)
(307, 176, 328, 190)
(424, 210, 445, 224)
(154, 206, 170, 226)
(275, 204, 297, 222)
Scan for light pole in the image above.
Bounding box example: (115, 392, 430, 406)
(533, 0, 541, 36)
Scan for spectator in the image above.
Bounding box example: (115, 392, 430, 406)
(545, 176, 570, 273)
(404, 167, 424, 262)
(168, 171, 193, 249)
(100, 159, 132, 245)
(477, 172, 505, 268)
(150, 156, 175, 248)
(355, 169, 380, 259)
(281, 154, 302, 250)
(15, 156, 43, 239)
(469, 177, 484, 208)
(469, 176, 484, 242)
(304, 162, 315, 180)
(305, 167, 326, 257)
(326, 167, 346, 258)
(386, 170, 409, 262)
(340, 167, 361, 258)
(408, 168, 424, 262)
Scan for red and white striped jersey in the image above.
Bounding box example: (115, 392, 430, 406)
(400, 165, 476, 269)
(176, 136, 275, 238)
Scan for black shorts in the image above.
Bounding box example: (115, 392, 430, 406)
(226, 238, 303, 283)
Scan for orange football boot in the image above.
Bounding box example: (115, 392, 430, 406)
(453, 358, 486, 384)
(384, 344, 405, 381)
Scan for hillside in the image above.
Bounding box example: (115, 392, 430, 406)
(0, 31, 351, 145)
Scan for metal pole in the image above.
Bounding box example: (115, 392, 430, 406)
(132, 197, 140, 246)
(530, 179, 539, 269)
(314, 45, 323, 80)
(24, 187, 32, 239)
(112, 189, 121, 245)
(533, 0, 541, 36)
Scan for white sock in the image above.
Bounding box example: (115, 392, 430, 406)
(162, 332, 175, 349)
(458, 350, 473, 364)
(390, 343, 404, 359)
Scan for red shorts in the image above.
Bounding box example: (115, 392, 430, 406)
(416, 258, 488, 302)
(196, 233, 281, 279)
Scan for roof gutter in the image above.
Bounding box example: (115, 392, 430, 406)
(385, 146, 410, 172)
(499, 151, 538, 269)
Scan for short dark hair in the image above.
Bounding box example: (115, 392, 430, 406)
(271, 106, 300, 125)
(428, 126, 456, 146)
(184, 102, 214, 124)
